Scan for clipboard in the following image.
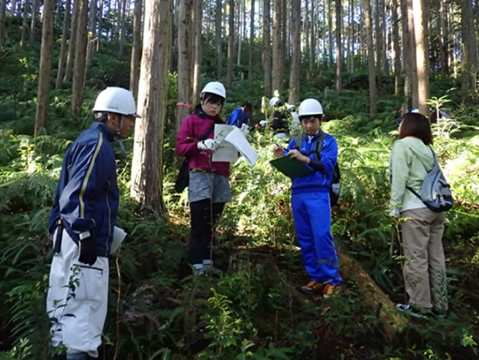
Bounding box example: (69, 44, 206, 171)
(270, 156, 314, 178)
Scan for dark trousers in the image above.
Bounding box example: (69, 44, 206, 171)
(189, 199, 225, 264)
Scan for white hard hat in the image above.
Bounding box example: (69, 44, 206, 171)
(93, 87, 138, 117)
(288, 104, 297, 111)
(201, 81, 226, 100)
(298, 98, 323, 117)
(269, 97, 280, 107)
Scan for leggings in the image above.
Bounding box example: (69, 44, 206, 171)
(189, 199, 225, 264)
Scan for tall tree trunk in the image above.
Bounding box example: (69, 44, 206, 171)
(55, 0, 71, 89)
(349, 0, 354, 72)
(131, 0, 172, 218)
(177, 0, 193, 130)
(391, 0, 401, 95)
(215, 0, 222, 78)
(401, 0, 416, 111)
(192, 0, 203, 105)
(272, 0, 282, 92)
(236, 0, 243, 67)
(97, 0, 104, 50)
(364, 0, 377, 114)
(412, 0, 428, 114)
(438, 0, 448, 75)
(262, 0, 272, 96)
(119, 0, 127, 54)
(226, 0, 234, 89)
(71, 0, 89, 119)
(20, 0, 30, 47)
(130, 0, 143, 99)
(328, 0, 333, 66)
(248, 0, 255, 85)
(310, 0, 315, 73)
(64, 0, 80, 83)
(29, 0, 38, 43)
(0, 0, 6, 46)
(335, 0, 342, 91)
(86, 0, 98, 70)
(288, 0, 301, 104)
(461, 0, 478, 100)
(375, 0, 383, 90)
(34, 0, 54, 136)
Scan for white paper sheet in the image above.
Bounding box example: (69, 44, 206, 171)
(212, 124, 238, 163)
(110, 226, 127, 254)
(212, 124, 258, 166)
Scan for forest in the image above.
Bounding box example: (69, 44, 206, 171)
(0, 0, 479, 359)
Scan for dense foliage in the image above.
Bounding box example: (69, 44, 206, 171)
(1, 16, 479, 360)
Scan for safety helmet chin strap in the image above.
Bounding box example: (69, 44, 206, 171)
(107, 114, 128, 158)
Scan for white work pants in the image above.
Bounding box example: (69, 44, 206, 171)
(46, 229, 109, 358)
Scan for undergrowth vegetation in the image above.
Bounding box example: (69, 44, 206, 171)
(1, 39, 479, 360)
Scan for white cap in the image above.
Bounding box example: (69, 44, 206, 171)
(200, 81, 226, 100)
(93, 87, 139, 117)
(298, 98, 323, 117)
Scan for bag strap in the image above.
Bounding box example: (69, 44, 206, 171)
(406, 146, 439, 199)
(200, 123, 215, 141)
(294, 130, 328, 160)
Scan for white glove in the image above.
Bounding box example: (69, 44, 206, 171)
(240, 123, 250, 137)
(197, 138, 219, 151)
(259, 120, 269, 126)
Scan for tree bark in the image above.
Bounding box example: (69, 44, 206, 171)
(29, 0, 38, 43)
(71, 0, 89, 119)
(55, 0, 71, 89)
(86, 0, 98, 70)
(130, 0, 143, 99)
(328, 0, 333, 66)
(248, 0, 255, 85)
(262, 0, 272, 96)
(64, 0, 80, 83)
(335, 0, 342, 92)
(215, 0, 222, 78)
(461, 0, 477, 100)
(131, 0, 172, 218)
(412, 0, 429, 114)
(20, 0, 29, 46)
(364, 0, 377, 114)
(391, 0, 401, 96)
(438, 0, 448, 76)
(272, 0, 283, 93)
(97, 0, 104, 50)
(192, 0, 203, 106)
(119, 0, 127, 54)
(401, 0, 416, 111)
(34, 0, 54, 136)
(177, 0, 193, 130)
(288, 0, 300, 104)
(0, 0, 6, 46)
(226, 0, 234, 89)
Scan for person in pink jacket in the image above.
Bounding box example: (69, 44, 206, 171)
(176, 81, 230, 275)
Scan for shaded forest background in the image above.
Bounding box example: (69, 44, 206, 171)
(0, 0, 479, 359)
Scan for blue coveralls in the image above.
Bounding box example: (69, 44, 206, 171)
(286, 134, 342, 285)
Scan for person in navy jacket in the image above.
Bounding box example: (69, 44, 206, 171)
(273, 98, 342, 299)
(46, 87, 137, 360)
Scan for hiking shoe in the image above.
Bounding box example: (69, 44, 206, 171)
(396, 303, 432, 319)
(322, 284, 341, 299)
(300, 281, 326, 295)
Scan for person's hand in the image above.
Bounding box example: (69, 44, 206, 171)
(240, 123, 249, 137)
(287, 149, 310, 164)
(78, 232, 97, 265)
(259, 120, 269, 126)
(197, 139, 219, 151)
(272, 144, 284, 158)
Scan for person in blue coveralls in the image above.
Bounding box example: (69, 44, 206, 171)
(273, 98, 342, 298)
(46, 87, 138, 360)
(226, 103, 253, 128)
